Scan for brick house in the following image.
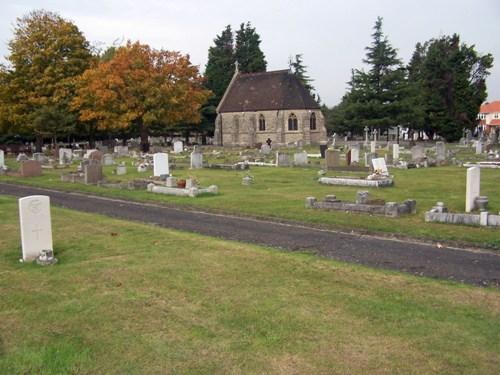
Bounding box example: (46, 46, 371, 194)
(478, 101, 500, 135)
(214, 69, 327, 147)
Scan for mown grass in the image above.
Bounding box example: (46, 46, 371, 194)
(1, 148, 499, 248)
(0, 196, 498, 374)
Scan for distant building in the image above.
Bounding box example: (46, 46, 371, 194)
(215, 69, 327, 147)
(478, 101, 500, 135)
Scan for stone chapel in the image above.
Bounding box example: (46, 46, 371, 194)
(214, 69, 327, 147)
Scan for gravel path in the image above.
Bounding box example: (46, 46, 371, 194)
(1, 182, 499, 287)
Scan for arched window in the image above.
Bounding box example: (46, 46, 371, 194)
(288, 113, 298, 131)
(258, 114, 266, 131)
(309, 112, 316, 130)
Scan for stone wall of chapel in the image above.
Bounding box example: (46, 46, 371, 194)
(215, 109, 326, 147)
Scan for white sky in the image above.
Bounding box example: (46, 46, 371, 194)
(1, 0, 499, 107)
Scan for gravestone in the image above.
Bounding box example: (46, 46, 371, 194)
(345, 149, 352, 166)
(294, 151, 308, 166)
(411, 146, 424, 161)
(58, 148, 72, 165)
(193, 145, 202, 153)
(276, 152, 291, 167)
(114, 145, 129, 157)
(19, 195, 53, 262)
(261, 144, 271, 155)
(365, 152, 377, 171)
(296, 139, 304, 149)
(33, 153, 46, 163)
(384, 153, 393, 165)
(80, 159, 101, 170)
(370, 141, 376, 153)
(393, 143, 400, 161)
(84, 149, 98, 159)
(465, 166, 480, 212)
(190, 151, 203, 169)
(325, 149, 340, 169)
(100, 145, 109, 155)
(371, 157, 389, 175)
(84, 164, 103, 184)
(475, 141, 483, 155)
(153, 153, 169, 176)
(102, 154, 115, 166)
(90, 150, 103, 161)
(351, 148, 359, 164)
(117, 163, 127, 175)
(21, 160, 42, 177)
(436, 141, 446, 161)
(173, 141, 183, 154)
(0, 149, 4, 167)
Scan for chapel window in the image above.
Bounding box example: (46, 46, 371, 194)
(310, 112, 316, 130)
(288, 113, 298, 131)
(259, 114, 266, 131)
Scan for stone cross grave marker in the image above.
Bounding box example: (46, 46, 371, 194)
(371, 157, 389, 175)
(19, 195, 53, 262)
(153, 152, 169, 176)
(465, 166, 480, 212)
(173, 141, 183, 154)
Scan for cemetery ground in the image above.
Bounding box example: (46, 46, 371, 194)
(0, 196, 499, 374)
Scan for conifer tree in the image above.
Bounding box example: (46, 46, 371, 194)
(235, 22, 267, 73)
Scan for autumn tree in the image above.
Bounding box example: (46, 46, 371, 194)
(72, 41, 211, 150)
(0, 9, 93, 150)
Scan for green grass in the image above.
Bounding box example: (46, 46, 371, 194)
(1, 149, 499, 249)
(0, 196, 499, 374)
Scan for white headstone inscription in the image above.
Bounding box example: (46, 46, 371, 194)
(19, 195, 53, 262)
(153, 152, 169, 176)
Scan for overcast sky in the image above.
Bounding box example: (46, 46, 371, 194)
(1, 0, 499, 107)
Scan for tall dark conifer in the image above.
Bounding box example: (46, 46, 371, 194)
(235, 22, 267, 73)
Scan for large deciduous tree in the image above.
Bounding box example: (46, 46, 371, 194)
(407, 34, 493, 141)
(71, 41, 211, 150)
(1, 9, 93, 150)
(335, 17, 411, 136)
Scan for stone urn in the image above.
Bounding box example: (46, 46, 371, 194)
(475, 196, 489, 212)
(177, 179, 186, 188)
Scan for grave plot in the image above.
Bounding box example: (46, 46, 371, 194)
(147, 176, 218, 197)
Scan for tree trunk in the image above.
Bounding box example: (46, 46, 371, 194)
(35, 135, 43, 153)
(138, 120, 149, 152)
(88, 122, 95, 148)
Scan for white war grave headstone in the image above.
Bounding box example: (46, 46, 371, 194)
(173, 141, 183, 154)
(19, 195, 53, 262)
(371, 157, 389, 175)
(465, 166, 480, 213)
(0, 149, 4, 167)
(153, 152, 169, 177)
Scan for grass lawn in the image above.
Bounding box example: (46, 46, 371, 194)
(1, 148, 499, 249)
(0, 196, 498, 374)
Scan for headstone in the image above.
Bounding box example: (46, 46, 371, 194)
(370, 141, 376, 153)
(296, 139, 304, 149)
(276, 152, 291, 167)
(84, 164, 103, 184)
(261, 144, 271, 155)
(465, 166, 480, 213)
(114, 145, 129, 157)
(33, 153, 46, 163)
(475, 141, 483, 155)
(436, 142, 446, 160)
(90, 150, 103, 161)
(193, 145, 202, 153)
(117, 164, 127, 175)
(345, 149, 352, 166)
(102, 154, 115, 166)
(365, 152, 377, 171)
(393, 143, 400, 160)
(100, 145, 109, 155)
(58, 148, 72, 165)
(351, 148, 359, 164)
(19, 195, 53, 262)
(21, 160, 42, 177)
(153, 153, 169, 176)
(0, 149, 4, 167)
(294, 151, 308, 166)
(384, 153, 393, 165)
(80, 159, 101, 170)
(411, 146, 424, 161)
(325, 149, 340, 169)
(371, 157, 389, 175)
(190, 151, 203, 169)
(84, 149, 98, 159)
(173, 141, 183, 154)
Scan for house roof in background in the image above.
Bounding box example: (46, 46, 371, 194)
(218, 70, 320, 113)
(480, 101, 500, 113)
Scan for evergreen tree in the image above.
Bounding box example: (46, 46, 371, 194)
(337, 17, 411, 136)
(288, 54, 317, 100)
(409, 34, 493, 141)
(235, 22, 267, 73)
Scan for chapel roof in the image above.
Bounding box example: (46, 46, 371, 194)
(217, 69, 320, 113)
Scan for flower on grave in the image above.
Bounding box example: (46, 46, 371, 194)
(374, 168, 382, 174)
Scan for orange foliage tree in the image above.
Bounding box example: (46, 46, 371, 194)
(72, 41, 211, 149)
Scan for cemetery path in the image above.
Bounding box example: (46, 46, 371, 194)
(1, 182, 499, 288)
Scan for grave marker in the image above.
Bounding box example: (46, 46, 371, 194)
(393, 143, 400, 160)
(436, 142, 446, 161)
(294, 151, 308, 166)
(21, 160, 42, 177)
(153, 153, 169, 176)
(0, 149, 4, 167)
(19, 195, 53, 262)
(411, 146, 424, 161)
(371, 157, 389, 175)
(465, 166, 480, 212)
(173, 141, 183, 153)
(190, 151, 203, 169)
(59, 148, 72, 165)
(351, 148, 359, 164)
(325, 149, 340, 169)
(276, 152, 291, 167)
